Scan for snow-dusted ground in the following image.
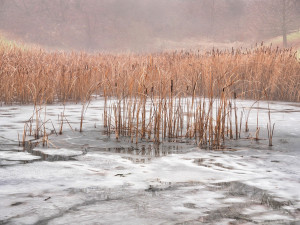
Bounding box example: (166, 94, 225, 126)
(0, 99, 299, 224)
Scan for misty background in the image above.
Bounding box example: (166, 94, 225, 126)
(0, 0, 299, 52)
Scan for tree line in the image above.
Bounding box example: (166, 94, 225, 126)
(0, 0, 299, 51)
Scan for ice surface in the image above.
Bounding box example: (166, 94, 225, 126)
(0, 98, 300, 224)
(0, 151, 41, 161)
(33, 148, 82, 157)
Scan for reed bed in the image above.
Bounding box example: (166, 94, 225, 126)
(1, 43, 299, 104)
(1, 42, 299, 148)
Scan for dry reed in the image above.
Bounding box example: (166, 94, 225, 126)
(1, 42, 299, 149)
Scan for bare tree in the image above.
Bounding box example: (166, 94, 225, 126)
(248, 0, 299, 47)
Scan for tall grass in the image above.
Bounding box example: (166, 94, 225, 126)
(1, 44, 299, 105)
(1, 43, 299, 148)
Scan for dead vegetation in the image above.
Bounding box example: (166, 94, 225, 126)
(1, 42, 299, 148)
(1, 43, 299, 104)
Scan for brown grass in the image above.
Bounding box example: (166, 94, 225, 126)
(1, 44, 299, 104)
(1, 42, 299, 148)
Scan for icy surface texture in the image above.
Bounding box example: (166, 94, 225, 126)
(0, 99, 299, 224)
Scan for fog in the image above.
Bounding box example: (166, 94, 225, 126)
(0, 0, 299, 52)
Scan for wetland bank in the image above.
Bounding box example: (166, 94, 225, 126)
(1, 41, 300, 224)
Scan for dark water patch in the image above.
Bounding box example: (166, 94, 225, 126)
(194, 158, 234, 170)
(194, 158, 209, 166)
(0, 113, 14, 117)
(0, 141, 42, 166)
(0, 159, 40, 167)
(274, 109, 300, 113)
(197, 181, 297, 224)
(210, 181, 294, 211)
(145, 185, 174, 192)
(11, 202, 24, 206)
(198, 203, 256, 224)
(26, 149, 78, 162)
(213, 163, 234, 170)
(145, 181, 204, 193)
(88, 143, 191, 163)
(198, 204, 296, 224)
(183, 203, 197, 209)
(0, 125, 16, 129)
(44, 197, 51, 201)
(114, 173, 131, 177)
(17, 140, 80, 162)
(122, 156, 152, 164)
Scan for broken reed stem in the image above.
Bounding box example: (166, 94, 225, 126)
(255, 103, 260, 140)
(234, 100, 238, 139)
(267, 107, 275, 146)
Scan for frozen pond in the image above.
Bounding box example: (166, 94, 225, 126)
(0, 99, 300, 224)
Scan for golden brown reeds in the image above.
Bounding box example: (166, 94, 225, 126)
(1, 44, 299, 105)
(1, 42, 299, 148)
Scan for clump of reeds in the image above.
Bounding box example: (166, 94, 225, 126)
(102, 67, 239, 149)
(0, 44, 299, 105)
(1, 42, 298, 149)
